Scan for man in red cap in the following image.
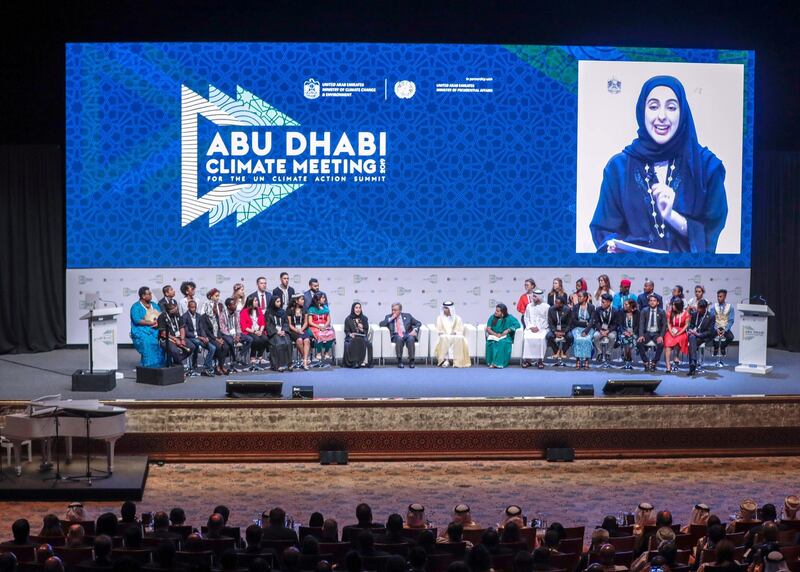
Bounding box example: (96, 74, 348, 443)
(612, 279, 637, 310)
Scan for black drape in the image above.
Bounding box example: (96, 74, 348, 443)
(0, 145, 65, 353)
(751, 151, 800, 351)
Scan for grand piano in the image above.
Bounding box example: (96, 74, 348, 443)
(3, 395, 127, 476)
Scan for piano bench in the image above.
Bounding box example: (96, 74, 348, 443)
(1, 436, 32, 465)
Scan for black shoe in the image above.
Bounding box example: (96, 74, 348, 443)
(201, 369, 214, 377)
(689, 363, 697, 375)
(398, 362, 404, 368)
(409, 362, 415, 369)
(366, 362, 374, 368)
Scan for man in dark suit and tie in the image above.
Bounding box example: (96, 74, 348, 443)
(687, 299, 714, 375)
(181, 299, 216, 376)
(380, 303, 422, 368)
(158, 285, 178, 312)
(637, 294, 668, 371)
(303, 278, 326, 312)
(637, 279, 663, 311)
(247, 277, 272, 314)
(272, 272, 296, 309)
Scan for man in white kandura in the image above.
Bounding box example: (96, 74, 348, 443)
(523, 288, 550, 369)
(434, 301, 471, 368)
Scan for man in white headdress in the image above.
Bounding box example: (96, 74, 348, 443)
(522, 289, 549, 368)
(434, 301, 471, 368)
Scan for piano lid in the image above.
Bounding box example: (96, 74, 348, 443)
(28, 397, 126, 418)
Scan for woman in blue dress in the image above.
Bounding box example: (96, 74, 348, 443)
(570, 290, 595, 369)
(590, 75, 728, 253)
(129, 286, 164, 367)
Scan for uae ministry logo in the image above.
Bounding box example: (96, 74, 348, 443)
(181, 84, 387, 228)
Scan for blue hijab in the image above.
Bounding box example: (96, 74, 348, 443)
(622, 75, 721, 217)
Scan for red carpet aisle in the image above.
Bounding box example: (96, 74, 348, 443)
(1, 457, 798, 542)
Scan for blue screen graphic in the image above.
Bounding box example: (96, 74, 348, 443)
(66, 43, 753, 268)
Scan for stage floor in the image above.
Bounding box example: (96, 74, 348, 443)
(0, 455, 149, 501)
(0, 346, 798, 401)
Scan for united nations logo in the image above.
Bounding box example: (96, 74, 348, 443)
(394, 80, 416, 99)
(607, 77, 622, 94)
(304, 78, 321, 100)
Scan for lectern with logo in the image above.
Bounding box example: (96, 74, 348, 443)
(734, 303, 774, 375)
(74, 307, 123, 391)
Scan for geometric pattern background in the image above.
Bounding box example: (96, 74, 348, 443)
(66, 43, 754, 269)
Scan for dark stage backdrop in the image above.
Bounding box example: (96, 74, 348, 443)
(752, 151, 800, 352)
(0, 146, 65, 353)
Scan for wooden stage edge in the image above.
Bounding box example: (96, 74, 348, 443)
(2, 395, 800, 462)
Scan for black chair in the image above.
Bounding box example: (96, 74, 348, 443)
(299, 527, 323, 541)
(1, 546, 36, 563)
(111, 548, 153, 565)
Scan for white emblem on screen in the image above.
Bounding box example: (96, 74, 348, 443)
(304, 78, 321, 100)
(394, 80, 416, 99)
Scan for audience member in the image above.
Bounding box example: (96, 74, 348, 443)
(451, 505, 480, 530)
(405, 504, 426, 530)
(0, 553, 16, 572)
(342, 504, 384, 543)
(466, 545, 493, 572)
(261, 508, 299, 544)
(39, 515, 64, 539)
(2, 520, 32, 546)
(65, 524, 86, 548)
(80, 535, 114, 569)
(407, 547, 426, 572)
(320, 519, 338, 543)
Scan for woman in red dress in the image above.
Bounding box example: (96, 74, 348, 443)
(663, 298, 689, 372)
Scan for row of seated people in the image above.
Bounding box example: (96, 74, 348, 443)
(3, 497, 799, 572)
(510, 288, 735, 375)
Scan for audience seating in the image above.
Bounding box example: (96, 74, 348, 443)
(53, 546, 94, 570)
(460, 528, 486, 546)
(435, 542, 466, 557)
(30, 536, 66, 546)
(175, 550, 214, 568)
(375, 542, 410, 557)
(608, 535, 635, 552)
(298, 525, 323, 540)
(111, 548, 153, 564)
(59, 521, 96, 536)
(562, 526, 586, 540)
(731, 520, 762, 533)
(0, 545, 36, 562)
(725, 531, 746, 546)
(548, 552, 579, 572)
(490, 551, 515, 572)
(400, 528, 437, 541)
(317, 542, 350, 566)
(168, 525, 193, 539)
(424, 552, 456, 572)
(558, 537, 584, 555)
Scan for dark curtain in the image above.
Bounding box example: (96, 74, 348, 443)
(751, 151, 800, 351)
(0, 145, 65, 353)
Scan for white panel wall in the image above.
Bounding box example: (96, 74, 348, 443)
(67, 268, 751, 344)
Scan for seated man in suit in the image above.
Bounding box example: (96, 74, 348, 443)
(380, 303, 422, 368)
(272, 272, 296, 310)
(260, 508, 299, 544)
(687, 299, 714, 375)
(157, 302, 193, 369)
(146, 512, 182, 544)
(247, 277, 272, 314)
(181, 300, 216, 377)
(303, 278, 326, 312)
(636, 295, 667, 372)
(376, 514, 411, 546)
(590, 294, 619, 363)
(158, 285, 178, 313)
(79, 535, 113, 569)
(546, 297, 573, 361)
(342, 504, 386, 544)
(2, 519, 33, 547)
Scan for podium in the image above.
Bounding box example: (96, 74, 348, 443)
(734, 303, 775, 375)
(79, 307, 123, 380)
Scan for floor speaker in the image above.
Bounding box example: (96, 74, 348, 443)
(135, 366, 184, 386)
(545, 447, 575, 462)
(319, 450, 349, 465)
(72, 370, 116, 392)
(226, 380, 283, 398)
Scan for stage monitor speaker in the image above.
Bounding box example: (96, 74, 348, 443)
(571, 384, 594, 397)
(136, 366, 184, 386)
(319, 450, 348, 465)
(226, 380, 283, 398)
(292, 385, 314, 399)
(72, 369, 116, 392)
(546, 447, 575, 462)
(602, 379, 661, 396)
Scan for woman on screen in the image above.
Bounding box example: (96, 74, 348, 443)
(590, 75, 728, 253)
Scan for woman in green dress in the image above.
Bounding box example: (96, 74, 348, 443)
(485, 303, 521, 368)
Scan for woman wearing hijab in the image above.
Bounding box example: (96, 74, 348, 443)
(485, 303, 521, 369)
(343, 302, 373, 368)
(590, 75, 728, 253)
(287, 293, 312, 370)
(265, 296, 292, 372)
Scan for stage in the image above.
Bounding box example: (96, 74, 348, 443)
(0, 455, 149, 501)
(1, 347, 799, 464)
(0, 346, 798, 400)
